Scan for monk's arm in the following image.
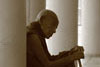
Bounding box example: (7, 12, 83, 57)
(28, 34, 79, 67)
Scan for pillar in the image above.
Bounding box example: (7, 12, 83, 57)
(46, 0, 78, 55)
(0, 0, 26, 67)
(80, 0, 100, 55)
(26, 0, 46, 25)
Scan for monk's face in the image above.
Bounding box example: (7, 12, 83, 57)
(40, 16, 58, 39)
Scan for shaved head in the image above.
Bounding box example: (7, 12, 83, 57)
(36, 9, 59, 26)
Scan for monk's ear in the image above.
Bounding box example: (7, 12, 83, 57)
(39, 16, 46, 25)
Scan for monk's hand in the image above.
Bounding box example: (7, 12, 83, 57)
(58, 51, 69, 58)
(70, 46, 84, 60)
(70, 46, 84, 54)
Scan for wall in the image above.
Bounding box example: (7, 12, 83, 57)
(46, 0, 78, 55)
(0, 0, 26, 67)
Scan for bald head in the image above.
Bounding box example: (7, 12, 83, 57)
(36, 9, 59, 38)
(36, 9, 59, 26)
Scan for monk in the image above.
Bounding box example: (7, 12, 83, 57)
(27, 9, 84, 67)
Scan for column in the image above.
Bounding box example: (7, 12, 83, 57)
(46, 0, 78, 55)
(81, 0, 100, 55)
(26, 0, 46, 25)
(0, 0, 26, 67)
